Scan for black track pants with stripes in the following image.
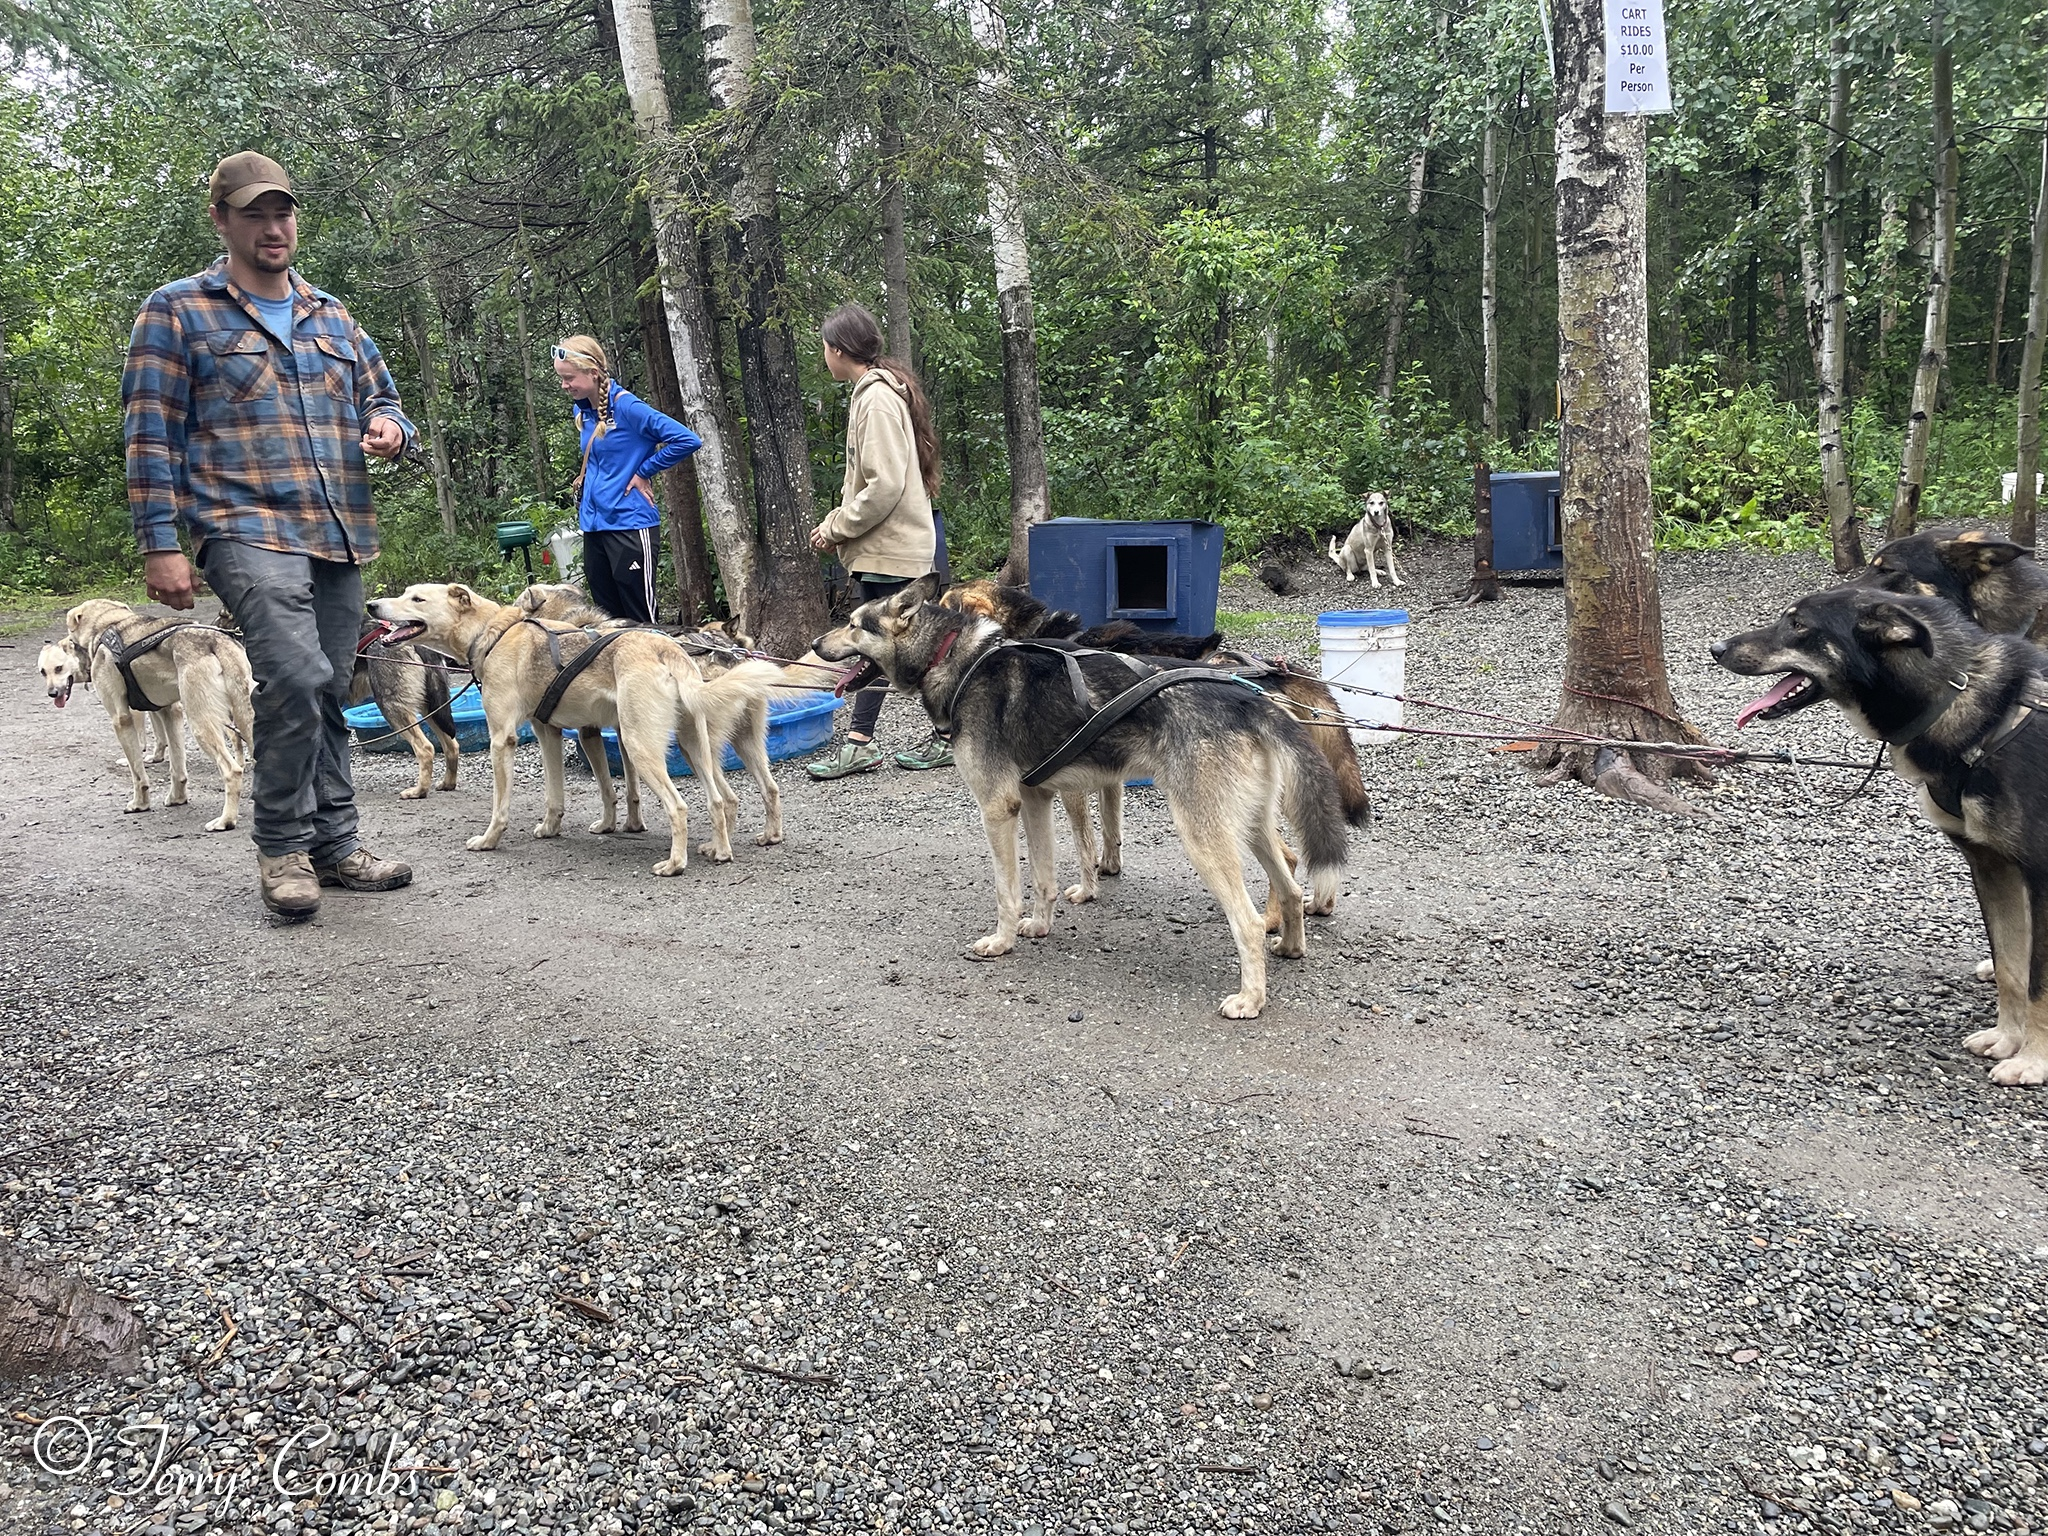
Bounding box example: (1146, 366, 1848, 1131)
(583, 526, 660, 624)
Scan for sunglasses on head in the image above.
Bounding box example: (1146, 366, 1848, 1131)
(553, 345, 601, 367)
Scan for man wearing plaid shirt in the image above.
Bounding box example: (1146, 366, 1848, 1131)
(123, 151, 418, 921)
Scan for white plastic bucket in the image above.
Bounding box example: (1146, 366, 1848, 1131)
(1317, 609, 1408, 745)
(545, 526, 584, 578)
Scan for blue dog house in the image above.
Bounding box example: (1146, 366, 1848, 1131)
(1489, 471, 1563, 572)
(1027, 518, 1225, 635)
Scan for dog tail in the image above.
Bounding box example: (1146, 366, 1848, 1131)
(1328, 535, 1340, 563)
(1278, 676, 1371, 827)
(1278, 713, 1349, 909)
(702, 657, 785, 710)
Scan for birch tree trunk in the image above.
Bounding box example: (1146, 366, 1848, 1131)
(634, 236, 718, 623)
(1887, 11, 1957, 541)
(403, 285, 460, 540)
(511, 281, 550, 499)
(1989, 238, 2012, 389)
(967, 0, 1052, 585)
(0, 323, 14, 535)
(2013, 123, 2047, 546)
(1480, 108, 1500, 440)
(701, 0, 828, 656)
(1817, 4, 1863, 571)
(1377, 143, 1430, 402)
(611, 0, 762, 630)
(1532, 0, 1706, 807)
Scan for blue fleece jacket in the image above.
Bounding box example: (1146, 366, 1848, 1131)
(575, 383, 703, 532)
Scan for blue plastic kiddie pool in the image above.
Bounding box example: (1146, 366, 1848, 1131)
(572, 692, 847, 778)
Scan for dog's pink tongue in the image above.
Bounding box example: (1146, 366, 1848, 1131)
(51, 693, 66, 709)
(1735, 674, 1805, 730)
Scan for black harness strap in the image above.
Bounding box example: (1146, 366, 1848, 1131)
(96, 621, 196, 713)
(1022, 667, 1266, 788)
(936, 637, 1137, 734)
(1923, 682, 2048, 820)
(534, 627, 630, 726)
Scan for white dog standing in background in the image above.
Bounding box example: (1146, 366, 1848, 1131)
(1329, 491, 1404, 588)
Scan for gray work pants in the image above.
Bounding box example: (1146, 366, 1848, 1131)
(200, 539, 362, 863)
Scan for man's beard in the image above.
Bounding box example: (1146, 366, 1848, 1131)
(249, 247, 293, 272)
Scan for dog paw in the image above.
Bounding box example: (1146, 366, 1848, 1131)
(1270, 935, 1305, 959)
(1063, 882, 1097, 905)
(586, 818, 615, 835)
(464, 834, 500, 852)
(696, 842, 734, 863)
(534, 820, 563, 839)
(399, 786, 428, 801)
(624, 816, 646, 834)
(1218, 991, 1265, 1019)
(1964, 1027, 2023, 1060)
(970, 933, 1015, 958)
(1019, 915, 1052, 939)
(652, 857, 687, 877)
(167, 789, 188, 806)
(1975, 958, 1997, 982)
(1987, 1052, 2048, 1087)
(204, 815, 234, 832)
(1099, 858, 1122, 877)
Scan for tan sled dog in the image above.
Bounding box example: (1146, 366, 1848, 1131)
(367, 583, 781, 873)
(55, 600, 254, 831)
(514, 584, 790, 848)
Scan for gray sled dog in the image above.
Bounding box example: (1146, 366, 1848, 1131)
(1328, 491, 1403, 588)
(49, 599, 254, 831)
(814, 573, 1350, 1019)
(367, 583, 782, 872)
(1715, 586, 2048, 1085)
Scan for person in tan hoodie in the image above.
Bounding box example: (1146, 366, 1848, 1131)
(807, 303, 952, 779)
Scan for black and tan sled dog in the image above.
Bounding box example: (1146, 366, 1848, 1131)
(815, 573, 1351, 1019)
(1714, 586, 2048, 1085)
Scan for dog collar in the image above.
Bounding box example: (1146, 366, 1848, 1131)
(1883, 673, 1969, 747)
(931, 627, 960, 669)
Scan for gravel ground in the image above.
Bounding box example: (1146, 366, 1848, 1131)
(1, 541, 2045, 1536)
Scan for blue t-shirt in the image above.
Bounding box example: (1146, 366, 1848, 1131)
(249, 290, 296, 348)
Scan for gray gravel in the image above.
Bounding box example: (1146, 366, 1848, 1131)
(1, 541, 2045, 1536)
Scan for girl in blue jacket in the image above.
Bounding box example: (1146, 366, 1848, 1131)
(552, 335, 702, 623)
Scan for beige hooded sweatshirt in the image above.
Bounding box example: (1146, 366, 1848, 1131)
(817, 367, 935, 580)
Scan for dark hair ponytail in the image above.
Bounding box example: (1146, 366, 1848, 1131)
(823, 302, 942, 499)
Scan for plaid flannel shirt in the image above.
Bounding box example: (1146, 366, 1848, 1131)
(123, 258, 416, 564)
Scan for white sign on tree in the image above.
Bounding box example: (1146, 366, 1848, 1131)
(1603, 0, 1672, 114)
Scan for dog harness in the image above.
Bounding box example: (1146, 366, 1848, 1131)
(95, 620, 196, 713)
(932, 634, 1268, 787)
(1918, 678, 2048, 820)
(532, 627, 633, 727)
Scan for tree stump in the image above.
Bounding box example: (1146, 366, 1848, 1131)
(0, 1242, 141, 1379)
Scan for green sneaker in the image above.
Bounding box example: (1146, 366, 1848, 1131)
(894, 734, 955, 771)
(807, 738, 885, 780)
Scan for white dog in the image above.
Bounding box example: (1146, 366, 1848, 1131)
(49, 601, 254, 831)
(1329, 491, 1404, 588)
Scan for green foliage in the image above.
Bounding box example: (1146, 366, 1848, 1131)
(1651, 357, 1826, 550)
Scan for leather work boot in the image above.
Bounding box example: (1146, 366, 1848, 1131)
(315, 848, 414, 892)
(257, 851, 322, 921)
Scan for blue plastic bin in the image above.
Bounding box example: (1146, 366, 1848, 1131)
(1489, 471, 1563, 572)
(572, 693, 846, 778)
(345, 691, 532, 753)
(1026, 518, 1226, 635)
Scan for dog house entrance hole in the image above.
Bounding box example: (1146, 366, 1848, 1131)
(1110, 543, 1172, 615)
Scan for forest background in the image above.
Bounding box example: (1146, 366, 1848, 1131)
(0, 0, 2042, 633)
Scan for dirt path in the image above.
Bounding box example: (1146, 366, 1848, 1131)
(2, 547, 2044, 1535)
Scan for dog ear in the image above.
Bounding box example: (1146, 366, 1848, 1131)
(893, 572, 947, 612)
(1854, 602, 1933, 652)
(448, 584, 475, 611)
(1937, 535, 2030, 576)
(515, 586, 548, 614)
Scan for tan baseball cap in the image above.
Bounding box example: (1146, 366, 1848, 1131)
(208, 151, 297, 209)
